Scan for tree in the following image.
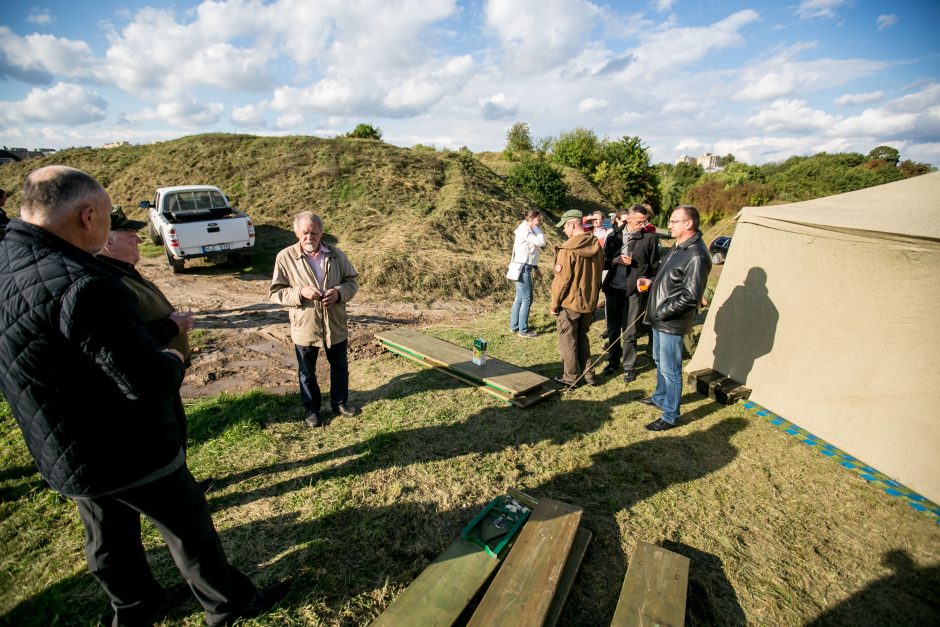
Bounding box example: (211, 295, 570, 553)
(657, 161, 704, 222)
(503, 122, 534, 161)
(898, 159, 934, 178)
(550, 127, 601, 174)
(505, 157, 569, 211)
(868, 145, 900, 165)
(592, 136, 660, 209)
(347, 123, 382, 140)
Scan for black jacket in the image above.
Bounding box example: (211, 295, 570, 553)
(601, 226, 659, 296)
(646, 231, 711, 335)
(0, 220, 186, 497)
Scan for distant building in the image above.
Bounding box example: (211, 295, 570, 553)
(100, 141, 130, 149)
(697, 152, 721, 169)
(0, 146, 54, 161)
(675, 155, 697, 165)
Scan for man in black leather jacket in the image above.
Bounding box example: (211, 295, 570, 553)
(0, 166, 275, 626)
(636, 205, 711, 431)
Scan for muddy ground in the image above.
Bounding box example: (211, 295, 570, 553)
(136, 255, 484, 399)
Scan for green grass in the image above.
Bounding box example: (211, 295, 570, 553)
(1, 311, 938, 625)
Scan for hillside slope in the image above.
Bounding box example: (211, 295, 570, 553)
(1, 135, 604, 300)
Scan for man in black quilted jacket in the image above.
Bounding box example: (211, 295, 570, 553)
(0, 166, 277, 626)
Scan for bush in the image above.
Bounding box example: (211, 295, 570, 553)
(347, 123, 382, 140)
(503, 122, 534, 161)
(506, 158, 569, 211)
(550, 127, 601, 174)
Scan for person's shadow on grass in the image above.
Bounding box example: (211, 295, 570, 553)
(524, 417, 748, 625)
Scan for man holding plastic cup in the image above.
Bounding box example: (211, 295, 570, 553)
(635, 205, 711, 431)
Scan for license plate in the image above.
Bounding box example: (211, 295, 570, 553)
(203, 243, 230, 253)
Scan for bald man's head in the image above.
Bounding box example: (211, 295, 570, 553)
(21, 165, 112, 254)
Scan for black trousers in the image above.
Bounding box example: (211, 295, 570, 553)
(605, 288, 646, 371)
(295, 340, 349, 414)
(75, 464, 256, 627)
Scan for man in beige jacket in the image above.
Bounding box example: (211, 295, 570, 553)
(550, 209, 605, 388)
(270, 211, 359, 427)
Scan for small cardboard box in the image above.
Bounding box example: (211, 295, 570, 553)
(472, 337, 487, 366)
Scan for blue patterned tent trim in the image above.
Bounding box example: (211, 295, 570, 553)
(740, 400, 940, 525)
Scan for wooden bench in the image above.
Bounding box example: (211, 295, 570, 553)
(610, 541, 690, 627)
(371, 491, 591, 627)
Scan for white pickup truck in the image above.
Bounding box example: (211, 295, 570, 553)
(140, 185, 255, 273)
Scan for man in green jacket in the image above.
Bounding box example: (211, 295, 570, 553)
(549, 209, 605, 388)
(270, 211, 359, 427)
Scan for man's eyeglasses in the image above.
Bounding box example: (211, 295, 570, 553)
(668, 218, 690, 226)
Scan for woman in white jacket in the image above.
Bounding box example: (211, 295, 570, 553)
(509, 210, 546, 337)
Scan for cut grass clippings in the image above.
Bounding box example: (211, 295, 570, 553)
(1, 309, 939, 625)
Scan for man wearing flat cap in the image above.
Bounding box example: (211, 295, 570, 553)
(99, 206, 194, 363)
(549, 208, 605, 387)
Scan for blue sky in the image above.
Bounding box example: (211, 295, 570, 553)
(1, 0, 938, 165)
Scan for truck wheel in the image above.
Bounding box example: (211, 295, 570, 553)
(149, 222, 163, 245)
(166, 251, 184, 274)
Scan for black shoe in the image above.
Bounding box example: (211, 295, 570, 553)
(635, 396, 657, 407)
(208, 582, 288, 626)
(552, 376, 578, 389)
(600, 329, 610, 339)
(601, 341, 612, 351)
(197, 477, 216, 494)
(334, 403, 359, 417)
(646, 418, 678, 431)
(623, 370, 636, 382)
(304, 412, 321, 428)
(601, 365, 618, 377)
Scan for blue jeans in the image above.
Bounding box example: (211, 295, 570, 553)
(509, 265, 534, 332)
(651, 329, 683, 424)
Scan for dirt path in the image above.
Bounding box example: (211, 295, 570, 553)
(137, 256, 484, 399)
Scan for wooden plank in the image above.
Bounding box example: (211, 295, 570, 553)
(467, 498, 583, 627)
(381, 342, 556, 408)
(610, 541, 690, 627)
(544, 526, 592, 627)
(371, 538, 502, 627)
(686, 368, 750, 405)
(377, 327, 548, 396)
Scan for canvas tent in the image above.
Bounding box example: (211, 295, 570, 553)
(687, 172, 940, 503)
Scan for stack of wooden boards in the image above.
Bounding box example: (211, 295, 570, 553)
(372, 490, 692, 626)
(371, 489, 590, 627)
(375, 328, 557, 407)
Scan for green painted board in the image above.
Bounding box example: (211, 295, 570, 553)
(371, 538, 502, 627)
(544, 527, 592, 627)
(376, 327, 548, 397)
(381, 342, 556, 408)
(610, 541, 690, 627)
(467, 498, 583, 627)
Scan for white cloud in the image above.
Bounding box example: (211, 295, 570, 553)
(0, 83, 106, 125)
(383, 55, 474, 115)
(231, 102, 268, 127)
(275, 113, 304, 129)
(746, 99, 837, 133)
(735, 43, 888, 100)
(578, 98, 609, 114)
(0, 27, 99, 83)
(123, 97, 224, 129)
(26, 8, 53, 25)
(661, 100, 699, 115)
(485, 0, 600, 74)
(674, 138, 702, 152)
(835, 91, 884, 106)
(795, 0, 848, 20)
(655, 0, 675, 13)
(613, 111, 642, 125)
(877, 14, 898, 31)
(271, 80, 356, 115)
(608, 10, 759, 81)
(479, 93, 519, 120)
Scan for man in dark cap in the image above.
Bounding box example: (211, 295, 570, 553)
(549, 208, 605, 387)
(0, 166, 278, 626)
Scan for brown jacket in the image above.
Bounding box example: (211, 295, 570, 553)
(269, 242, 359, 348)
(550, 232, 605, 314)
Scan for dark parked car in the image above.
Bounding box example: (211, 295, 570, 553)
(709, 236, 731, 264)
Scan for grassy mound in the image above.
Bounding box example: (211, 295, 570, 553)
(0, 135, 612, 302)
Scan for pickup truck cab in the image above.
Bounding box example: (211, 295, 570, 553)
(140, 185, 255, 273)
